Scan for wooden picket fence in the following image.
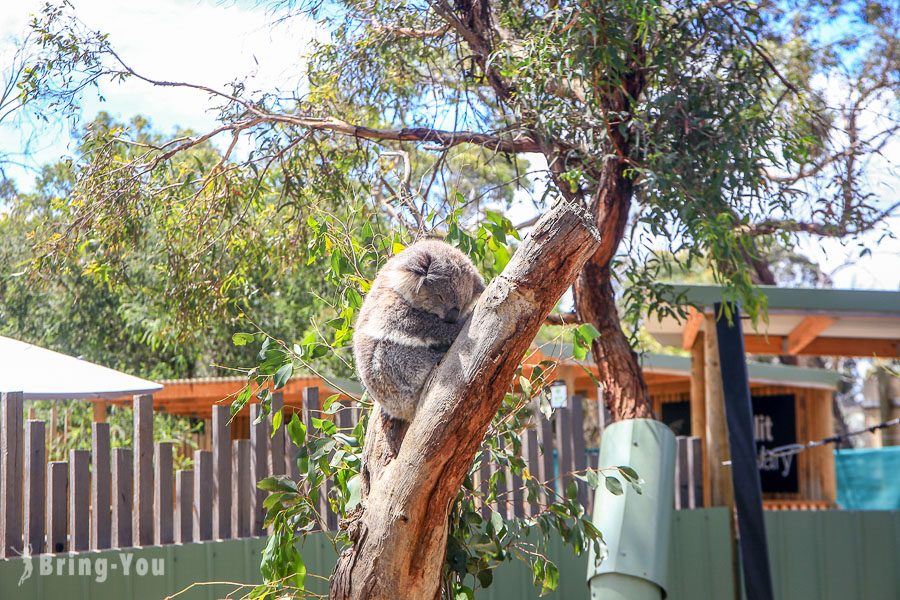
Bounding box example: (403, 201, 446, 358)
(0, 390, 703, 558)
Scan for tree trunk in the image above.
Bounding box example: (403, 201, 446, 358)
(330, 199, 601, 600)
(572, 168, 654, 421)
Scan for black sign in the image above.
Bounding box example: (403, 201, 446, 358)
(660, 395, 798, 493)
(661, 401, 691, 436)
(751, 394, 798, 493)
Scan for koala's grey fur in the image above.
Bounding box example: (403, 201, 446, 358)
(353, 239, 485, 421)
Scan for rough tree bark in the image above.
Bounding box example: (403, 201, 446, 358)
(572, 177, 655, 421)
(330, 200, 602, 600)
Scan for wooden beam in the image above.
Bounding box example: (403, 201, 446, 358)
(682, 307, 705, 350)
(787, 316, 836, 355)
(690, 334, 707, 507)
(744, 334, 900, 357)
(703, 316, 733, 508)
(93, 400, 108, 423)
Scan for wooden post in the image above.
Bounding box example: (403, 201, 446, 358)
(1, 391, 24, 558)
(69, 449, 90, 551)
(211, 405, 232, 540)
(133, 394, 154, 546)
(92, 422, 111, 550)
(538, 415, 554, 501)
(522, 428, 541, 516)
(250, 403, 270, 536)
(24, 420, 46, 554)
(175, 470, 193, 543)
(688, 436, 703, 509)
(554, 403, 573, 496)
(508, 444, 525, 519)
(193, 449, 213, 541)
(495, 437, 508, 518)
(302, 387, 333, 529)
(703, 315, 733, 508)
(112, 448, 133, 548)
(270, 392, 285, 476)
(675, 436, 689, 510)
(479, 447, 492, 518)
(570, 395, 589, 510)
(93, 400, 108, 423)
(154, 442, 174, 544)
(815, 388, 837, 505)
(47, 461, 67, 553)
(690, 333, 708, 506)
(232, 440, 251, 538)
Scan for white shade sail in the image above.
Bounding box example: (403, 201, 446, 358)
(0, 336, 163, 400)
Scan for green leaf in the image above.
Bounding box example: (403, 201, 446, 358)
(273, 363, 293, 390)
(477, 568, 493, 589)
(232, 332, 255, 346)
(605, 476, 624, 496)
(287, 414, 306, 446)
(257, 475, 298, 493)
(231, 385, 252, 418)
(618, 466, 639, 482)
(541, 561, 559, 595)
(270, 409, 283, 435)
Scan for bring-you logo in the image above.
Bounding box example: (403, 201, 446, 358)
(18, 552, 165, 585)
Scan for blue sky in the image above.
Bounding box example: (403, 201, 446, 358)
(1, 0, 897, 289)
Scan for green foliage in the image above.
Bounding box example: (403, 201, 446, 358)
(225, 208, 627, 598)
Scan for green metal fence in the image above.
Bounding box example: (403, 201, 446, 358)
(2, 509, 898, 600)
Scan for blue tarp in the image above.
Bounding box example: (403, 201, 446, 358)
(835, 446, 900, 510)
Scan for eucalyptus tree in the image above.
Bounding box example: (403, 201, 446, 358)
(18, 0, 899, 598)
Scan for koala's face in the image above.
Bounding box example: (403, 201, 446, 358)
(385, 241, 483, 323)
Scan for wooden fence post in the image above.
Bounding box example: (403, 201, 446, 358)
(270, 392, 285, 477)
(193, 449, 213, 541)
(232, 439, 251, 538)
(0, 391, 23, 558)
(154, 442, 174, 544)
(479, 446, 492, 518)
(250, 404, 270, 536)
(688, 436, 703, 508)
(302, 387, 335, 529)
(175, 470, 193, 543)
(522, 428, 541, 516)
(112, 447, 133, 548)
(92, 422, 111, 550)
(675, 436, 688, 510)
(69, 449, 90, 551)
(570, 395, 589, 510)
(24, 420, 46, 554)
(47, 461, 68, 553)
(212, 405, 232, 540)
(133, 395, 154, 546)
(554, 403, 573, 496)
(508, 440, 525, 519)
(538, 415, 555, 504)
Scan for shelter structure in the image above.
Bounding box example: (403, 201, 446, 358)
(643, 284, 900, 509)
(0, 335, 162, 421)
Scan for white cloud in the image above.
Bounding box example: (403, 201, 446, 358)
(0, 0, 322, 187)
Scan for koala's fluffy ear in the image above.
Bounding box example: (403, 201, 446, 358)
(408, 250, 432, 293)
(473, 272, 486, 294)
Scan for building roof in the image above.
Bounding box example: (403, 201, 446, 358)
(0, 335, 163, 400)
(645, 284, 900, 357)
(533, 341, 841, 390)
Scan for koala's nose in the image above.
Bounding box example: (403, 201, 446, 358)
(444, 307, 461, 323)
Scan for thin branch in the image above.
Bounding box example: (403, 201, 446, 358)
(740, 201, 900, 237)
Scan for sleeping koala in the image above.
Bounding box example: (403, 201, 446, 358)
(353, 239, 485, 422)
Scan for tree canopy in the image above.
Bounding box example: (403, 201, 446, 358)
(3, 0, 897, 598)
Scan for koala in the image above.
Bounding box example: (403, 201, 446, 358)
(353, 239, 485, 422)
